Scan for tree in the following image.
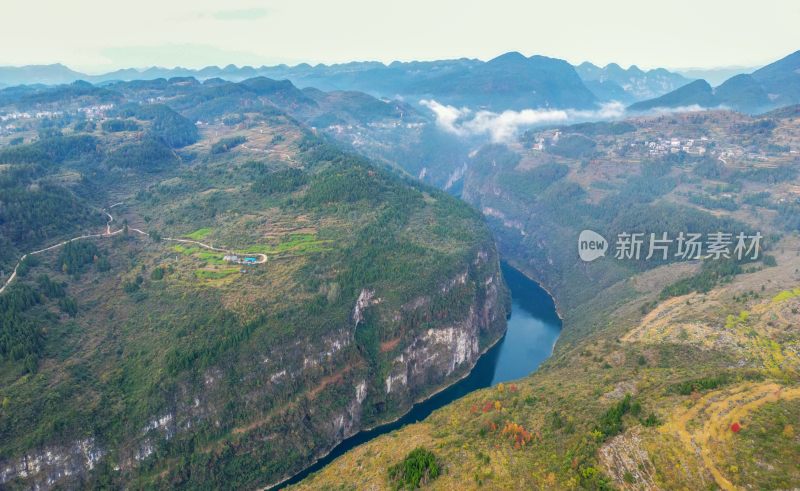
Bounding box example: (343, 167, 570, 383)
(388, 448, 441, 490)
(210, 136, 246, 154)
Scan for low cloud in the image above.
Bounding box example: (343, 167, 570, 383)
(420, 100, 467, 135)
(463, 108, 572, 142)
(644, 104, 719, 115)
(420, 100, 626, 142)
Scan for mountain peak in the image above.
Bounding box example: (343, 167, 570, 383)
(684, 78, 713, 90)
(628, 64, 645, 76)
(753, 49, 800, 78)
(628, 78, 714, 112)
(488, 51, 527, 64)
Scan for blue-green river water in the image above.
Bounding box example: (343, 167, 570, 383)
(278, 262, 561, 488)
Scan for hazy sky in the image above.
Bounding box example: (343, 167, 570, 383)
(2, 0, 798, 72)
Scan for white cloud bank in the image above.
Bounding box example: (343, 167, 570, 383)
(420, 99, 627, 143)
(645, 104, 722, 115)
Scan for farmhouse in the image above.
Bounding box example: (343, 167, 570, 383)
(224, 254, 259, 265)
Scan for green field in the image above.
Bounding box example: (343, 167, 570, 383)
(185, 227, 212, 240)
(194, 268, 239, 280)
(245, 233, 334, 256)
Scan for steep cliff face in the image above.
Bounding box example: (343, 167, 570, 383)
(382, 251, 507, 405)
(265, 243, 509, 487)
(1, 439, 104, 488)
(0, 243, 508, 490)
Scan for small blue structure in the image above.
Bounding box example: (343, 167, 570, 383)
(224, 254, 259, 265)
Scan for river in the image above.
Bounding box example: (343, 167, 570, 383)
(277, 262, 562, 488)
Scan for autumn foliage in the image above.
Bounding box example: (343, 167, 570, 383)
(501, 422, 534, 448)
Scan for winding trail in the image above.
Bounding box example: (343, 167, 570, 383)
(0, 204, 266, 296)
(662, 382, 800, 490)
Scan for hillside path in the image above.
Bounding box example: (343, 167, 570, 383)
(0, 204, 266, 295)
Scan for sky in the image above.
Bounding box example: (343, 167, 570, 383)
(1, 0, 798, 73)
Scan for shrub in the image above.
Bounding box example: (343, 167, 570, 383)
(548, 134, 597, 158)
(115, 103, 199, 148)
(694, 157, 724, 179)
(59, 297, 78, 317)
(499, 162, 569, 197)
(37, 274, 65, 298)
(57, 241, 100, 276)
(104, 137, 179, 171)
(251, 167, 307, 195)
(210, 135, 246, 154)
(596, 394, 633, 437)
(101, 119, 140, 132)
(388, 447, 441, 490)
(548, 410, 565, 430)
(122, 280, 140, 294)
(641, 413, 661, 427)
(660, 259, 744, 299)
(667, 372, 763, 395)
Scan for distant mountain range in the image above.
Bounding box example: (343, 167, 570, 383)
(0, 64, 86, 87)
(629, 50, 800, 114)
(575, 62, 691, 103)
(2, 51, 797, 115)
(675, 66, 758, 86)
(0, 54, 693, 111)
(254, 52, 599, 111)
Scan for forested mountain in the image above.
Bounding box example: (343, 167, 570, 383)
(628, 79, 717, 111)
(630, 50, 800, 113)
(750, 49, 800, 107)
(576, 61, 691, 102)
(0, 80, 121, 109)
(0, 77, 508, 489)
(0, 64, 85, 86)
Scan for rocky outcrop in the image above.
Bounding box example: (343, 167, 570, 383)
(352, 288, 380, 326)
(0, 439, 104, 488)
(382, 248, 508, 405)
